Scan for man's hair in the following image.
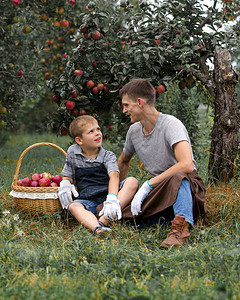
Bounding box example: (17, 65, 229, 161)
(69, 115, 97, 139)
(119, 78, 156, 105)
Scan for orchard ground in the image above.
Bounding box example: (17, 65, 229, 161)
(0, 114, 239, 298)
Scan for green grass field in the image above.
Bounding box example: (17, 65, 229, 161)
(0, 132, 239, 299)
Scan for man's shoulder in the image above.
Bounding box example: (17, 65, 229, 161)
(128, 121, 141, 133)
(158, 113, 183, 127)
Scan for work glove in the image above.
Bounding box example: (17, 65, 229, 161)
(99, 193, 122, 221)
(131, 180, 153, 216)
(58, 179, 79, 209)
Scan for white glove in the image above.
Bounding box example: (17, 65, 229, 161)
(131, 180, 153, 216)
(99, 193, 122, 221)
(58, 179, 79, 209)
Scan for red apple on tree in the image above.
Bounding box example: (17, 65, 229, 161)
(157, 85, 165, 94)
(18, 70, 23, 76)
(66, 100, 75, 110)
(61, 20, 69, 27)
(60, 128, 68, 136)
(92, 87, 98, 94)
(13, 0, 20, 5)
(79, 109, 86, 115)
(97, 83, 104, 91)
(178, 81, 186, 90)
(79, 24, 87, 33)
(91, 30, 101, 39)
(87, 80, 95, 89)
(92, 61, 98, 68)
(103, 86, 109, 93)
(71, 109, 79, 117)
(72, 90, 77, 98)
(74, 70, 83, 76)
(52, 95, 59, 103)
(175, 30, 181, 35)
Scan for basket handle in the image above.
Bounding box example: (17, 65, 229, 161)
(13, 142, 67, 185)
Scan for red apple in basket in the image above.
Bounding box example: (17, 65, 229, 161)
(22, 178, 31, 187)
(31, 173, 41, 181)
(30, 181, 39, 187)
(52, 175, 62, 186)
(17, 179, 23, 186)
(50, 182, 58, 187)
(39, 177, 51, 187)
(41, 172, 52, 180)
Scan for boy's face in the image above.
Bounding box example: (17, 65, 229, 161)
(76, 120, 102, 150)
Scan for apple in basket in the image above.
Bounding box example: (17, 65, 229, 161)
(30, 180, 39, 187)
(52, 175, 62, 185)
(22, 177, 31, 187)
(41, 172, 52, 180)
(31, 173, 41, 181)
(39, 177, 51, 187)
(50, 182, 58, 187)
(17, 179, 23, 186)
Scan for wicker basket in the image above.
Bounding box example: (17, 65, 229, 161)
(10, 142, 66, 214)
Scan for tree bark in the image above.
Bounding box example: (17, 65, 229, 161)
(208, 49, 239, 182)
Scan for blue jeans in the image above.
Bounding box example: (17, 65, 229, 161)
(173, 179, 194, 225)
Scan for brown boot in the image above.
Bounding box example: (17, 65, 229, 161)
(160, 214, 190, 248)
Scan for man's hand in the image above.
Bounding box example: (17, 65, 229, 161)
(99, 194, 122, 221)
(131, 180, 153, 216)
(58, 179, 79, 209)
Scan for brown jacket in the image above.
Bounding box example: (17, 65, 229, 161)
(97, 170, 206, 223)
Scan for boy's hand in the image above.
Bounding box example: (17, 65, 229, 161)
(131, 180, 153, 216)
(58, 179, 79, 209)
(99, 194, 122, 221)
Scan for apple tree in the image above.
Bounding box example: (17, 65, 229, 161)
(48, 0, 239, 182)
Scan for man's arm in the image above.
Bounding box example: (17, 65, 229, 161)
(117, 152, 133, 182)
(148, 140, 194, 188)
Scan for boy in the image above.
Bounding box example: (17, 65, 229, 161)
(58, 115, 138, 235)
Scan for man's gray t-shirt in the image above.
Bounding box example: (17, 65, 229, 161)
(123, 113, 196, 177)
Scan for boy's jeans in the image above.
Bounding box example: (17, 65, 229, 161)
(173, 179, 194, 226)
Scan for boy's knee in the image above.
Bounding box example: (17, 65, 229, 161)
(68, 202, 83, 213)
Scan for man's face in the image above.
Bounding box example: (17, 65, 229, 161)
(121, 94, 141, 123)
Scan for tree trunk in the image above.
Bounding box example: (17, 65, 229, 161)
(208, 49, 239, 182)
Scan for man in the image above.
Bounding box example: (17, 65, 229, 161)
(117, 78, 206, 248)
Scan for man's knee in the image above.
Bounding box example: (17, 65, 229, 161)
(124, 177, 139, 191)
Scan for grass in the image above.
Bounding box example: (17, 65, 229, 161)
(0, 131, 240, 299)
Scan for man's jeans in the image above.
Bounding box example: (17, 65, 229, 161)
(173, 179, 194, 225)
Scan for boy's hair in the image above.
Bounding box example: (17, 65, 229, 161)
(119, 78, 156, 106)
(69, 115, 97, 139)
